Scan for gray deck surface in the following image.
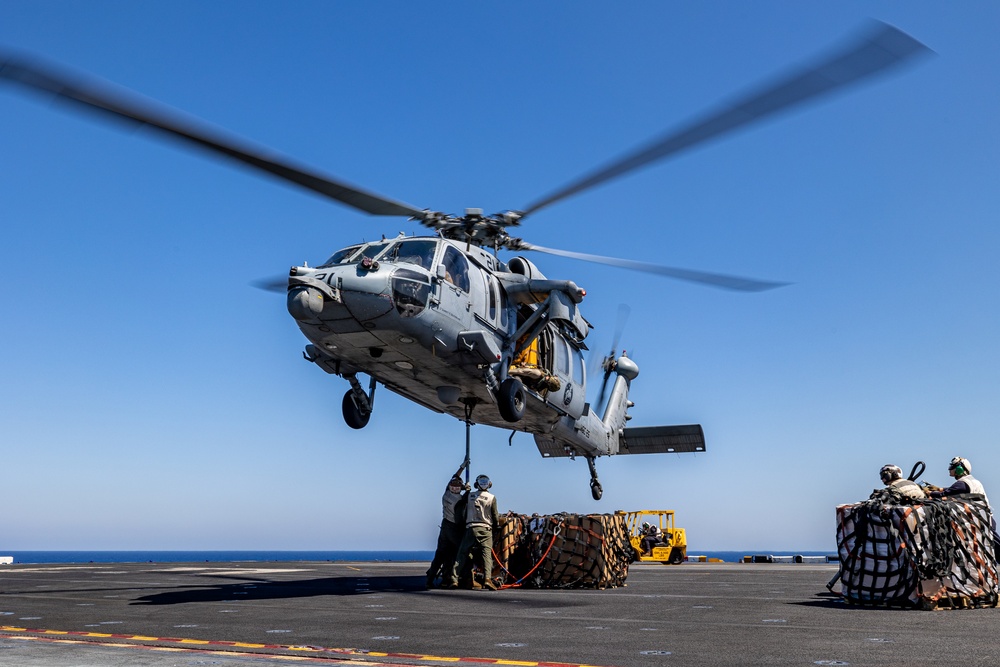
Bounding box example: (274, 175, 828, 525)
(1, 560, 997, 666)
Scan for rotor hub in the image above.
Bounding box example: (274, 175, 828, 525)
(415, 208, 523, 250)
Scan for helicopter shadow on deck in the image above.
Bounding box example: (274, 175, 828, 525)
(130, 574, 426, 606)
(130, 574, 592, 608)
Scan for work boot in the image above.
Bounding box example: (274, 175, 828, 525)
(425, 574, 436, 589)
(483, 580, 498, 591)
(443, 581, 458, 590)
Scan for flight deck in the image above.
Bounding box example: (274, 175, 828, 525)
(1, 560, 997, 666)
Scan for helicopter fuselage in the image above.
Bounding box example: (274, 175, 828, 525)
(285, 235, 626, 460)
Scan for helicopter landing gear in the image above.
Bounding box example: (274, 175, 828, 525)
(587, 456, 603, 501)
(342, 373, 376, 430)
(342, 391, 370, 429)
(497, 377, 526, 423)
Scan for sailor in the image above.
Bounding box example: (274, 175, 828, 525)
(453, 474, 500, 590)
(426, 476, 467, 589)
(641, 523, 661, 555)
(929, 457, 989, 502)
(879, 464, 926, 499)
(929, 457, 1000, 551)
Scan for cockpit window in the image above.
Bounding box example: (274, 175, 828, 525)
(392, 268, 432, 318)
(357, 242, 391, 261)
(319, 245, 362, 267)
(441, 245, 470, 293)
(318, 241, 391, 267)
(383, 239, 437, 271)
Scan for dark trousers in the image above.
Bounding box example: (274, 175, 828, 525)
(454, 525, 494, 585)
(426, 519, 463, 585)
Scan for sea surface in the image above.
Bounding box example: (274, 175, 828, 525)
(1, 550, 834, 565)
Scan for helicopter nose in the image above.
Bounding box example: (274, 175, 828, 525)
(287, 286, 325, 321)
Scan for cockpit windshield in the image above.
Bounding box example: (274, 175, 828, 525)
(382, 239, 438, 271)
(357, 242, 391, 262)
(318, 239, 441, 271)
(319, 245, 362, 267)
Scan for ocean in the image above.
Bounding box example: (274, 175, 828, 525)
(1, 550, 834, 565)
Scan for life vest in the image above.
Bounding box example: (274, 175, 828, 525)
(890, 478, 926, 499)
(960, 474, 990, 505)
(466, 489, 496, 528)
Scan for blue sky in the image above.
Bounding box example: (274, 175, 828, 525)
(1, 2, 997, 551)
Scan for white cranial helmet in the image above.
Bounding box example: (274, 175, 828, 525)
(879, 464, 903, 484)
(949, 457, 972, 475)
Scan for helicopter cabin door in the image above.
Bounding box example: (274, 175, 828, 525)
(435, 244, 473, 330)
(549, 333, 586, 418)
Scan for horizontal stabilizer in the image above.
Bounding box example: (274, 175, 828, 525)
(619, 425, 705, 455)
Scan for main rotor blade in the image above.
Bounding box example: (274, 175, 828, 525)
(522, 243, 788, 292)
(520, 21, 930, 218)
(0, 52, 425, 218)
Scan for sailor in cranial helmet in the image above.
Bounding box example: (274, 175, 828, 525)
(879, 464, 926, 499)
(929, 457, 1000, 551)
(425, 475, 468, 589)
(929, 457, 989, 502)
(452, 474, 500, 591)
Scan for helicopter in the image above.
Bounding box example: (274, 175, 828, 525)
(0, 22, 927, 500)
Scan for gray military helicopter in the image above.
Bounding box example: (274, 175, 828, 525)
(0, 22, 927, 499)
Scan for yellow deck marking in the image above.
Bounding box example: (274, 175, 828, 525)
(420, 658, 460, 662)
(2, 625, 614, 667)
(420, 655, 461, 662)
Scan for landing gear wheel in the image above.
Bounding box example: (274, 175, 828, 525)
(497, 377, 526, 423)
(342, 390, 371, 429)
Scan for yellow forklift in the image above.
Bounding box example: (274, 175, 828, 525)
(616, 510, 687, 564)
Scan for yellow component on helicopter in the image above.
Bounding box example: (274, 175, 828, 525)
(511, 337, 540, 368)
(615, 510, 688, 564)
(509, 336, 560, 394)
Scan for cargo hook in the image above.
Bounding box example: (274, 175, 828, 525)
(461, 399, 477, 485)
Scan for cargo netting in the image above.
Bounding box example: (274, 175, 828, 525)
(492, 512, 634, 589)
(834, 491, 1000, 609)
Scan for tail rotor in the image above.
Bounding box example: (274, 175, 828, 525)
(591, 304, 630, 415)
